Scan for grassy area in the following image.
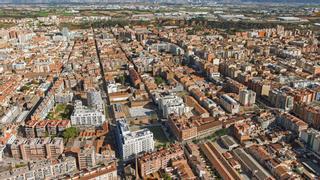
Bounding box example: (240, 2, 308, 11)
(105, 106, 111, 119)
(0, 9, 75, 18)
(208, 128, 228, 141)
(15, 163, 27, 168)
(0, 22, 15, 29)
(35, 11, 49, 17)
(47, 104, 73, 120)
(194, 128, 229, 143)
(145, 126, 171, 148)
(59, 22, 90, 30)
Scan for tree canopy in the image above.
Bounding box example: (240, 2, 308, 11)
(63, 127, 78, 141)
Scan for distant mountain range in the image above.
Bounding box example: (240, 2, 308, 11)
(0, 0, 318, 4)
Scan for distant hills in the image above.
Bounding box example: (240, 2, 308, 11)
(0, 0, 319, 4)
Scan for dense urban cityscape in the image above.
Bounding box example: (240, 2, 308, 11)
(0, 1, 319, 180)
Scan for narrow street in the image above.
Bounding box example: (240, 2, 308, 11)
(92, 27, 111, 106)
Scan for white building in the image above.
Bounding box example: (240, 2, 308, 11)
(0, 156, 77, 180)
(55, 91, 73, 104)
(219, 94, 240, 114)
(71, 100, 105, 126)
(300, 128, 320, 155)
(87, 90, 104, 112)
(159, 95, 186, 118)
(239, 90, 256, 106)
(116, 119, 154, 160)
(107, 83, 120, 93)
(0, 106, 20, 124)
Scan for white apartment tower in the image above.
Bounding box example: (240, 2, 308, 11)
(116, 119, 154, 160)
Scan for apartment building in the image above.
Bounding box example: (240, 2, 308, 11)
(199, 142, 242, 180)
(293, 102, 320, 129)
(219, 94, 240, 114)
(276, 113, 308, 134)
(78, 146, 96, 170)
(138, 144, 184, 177)
(87, 90, 104, 112)
(25, 120, 39, 138)
(168, 115, 222, 142)
(239, 90, 256, 106)
(300, 128, 320, 155)
(226, 77, 247, 94)
(158, 95, 186, 118)
(115, 119, 154, 160)
(0, 156, 77, 180)
(269, 89, 294, 111)
(68, 161, 117, 180)
(9, 137, 64, 160)
(24, 120, 71, 138)
(71, 100, 106, 126)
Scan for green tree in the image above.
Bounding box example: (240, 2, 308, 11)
(154, 76, 164, 85)
(63, 127, 78, 141)
(162, 173, 172, 180)
(118, 75, 126, 85)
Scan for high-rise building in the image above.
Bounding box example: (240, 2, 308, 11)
(115, 119, 154, 160)
(239, 90, 256, 106)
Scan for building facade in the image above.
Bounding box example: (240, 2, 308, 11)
(71, 100, 106, 126)
(219, 94, 240, 114)
(159, 95, 186, 118)
(239, 90, 256, 106)
(9, 137, 64, 161)
(115, 119, 154, 160)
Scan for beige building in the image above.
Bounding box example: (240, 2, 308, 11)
(10, 137, 64, 160)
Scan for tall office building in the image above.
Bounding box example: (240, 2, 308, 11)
(115, 119, 154, 160)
